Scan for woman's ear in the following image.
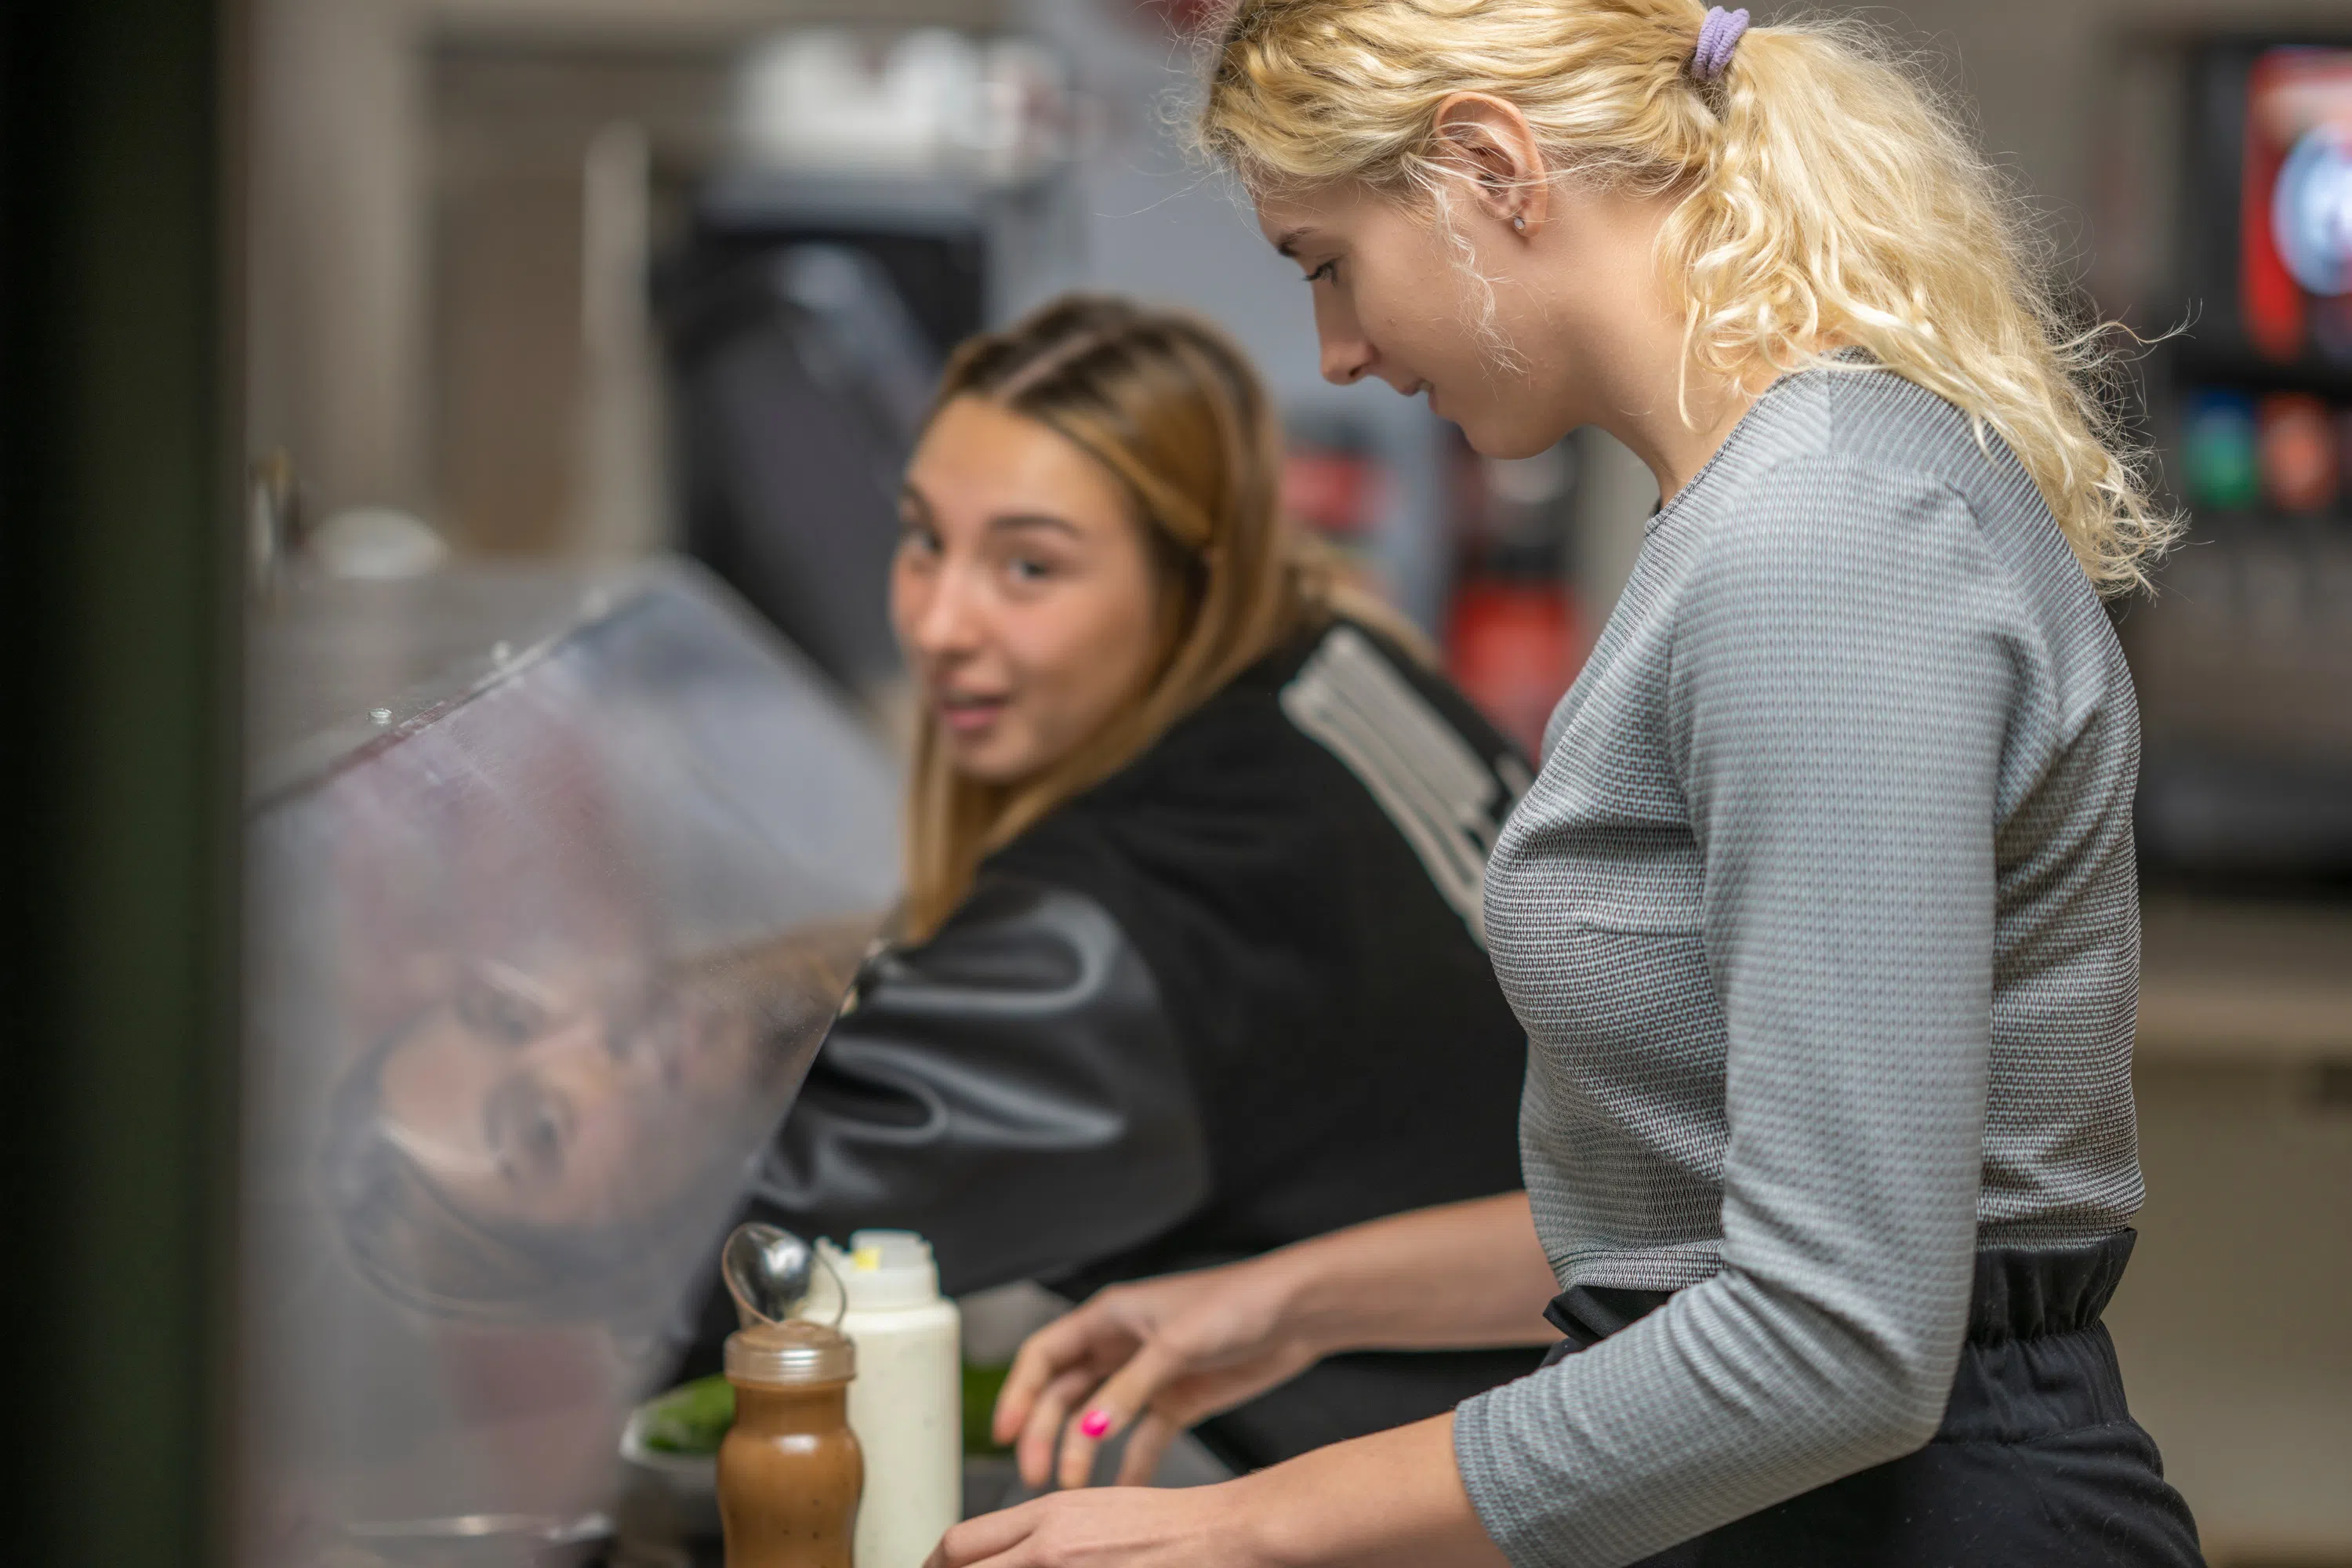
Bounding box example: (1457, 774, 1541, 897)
(1431, 93, 1551, 236)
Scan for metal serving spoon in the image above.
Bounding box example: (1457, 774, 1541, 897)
(720, 1221, 834, 1327)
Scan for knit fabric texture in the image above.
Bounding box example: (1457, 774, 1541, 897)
(1455, 365, 2146, 1566)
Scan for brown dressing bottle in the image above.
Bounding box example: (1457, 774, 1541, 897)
(717, 1319, 863, 1568)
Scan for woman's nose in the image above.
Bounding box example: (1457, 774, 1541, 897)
(902, 563, 983, 658)
(1314, 292, 1376, 386)
(1320, 339, 1374, 386)
(527, 1007, 626, 1095)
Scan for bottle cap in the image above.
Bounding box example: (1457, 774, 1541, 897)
(724, 1318, 855, 1387)
(822, 1230, 942, 1312)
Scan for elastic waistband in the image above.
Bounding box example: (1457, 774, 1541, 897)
(1965, 1228, 2133, 1341)
(1544, 1230, 2138, 1353)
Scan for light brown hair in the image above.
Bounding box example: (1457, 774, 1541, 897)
(900, 294, 1396, 939)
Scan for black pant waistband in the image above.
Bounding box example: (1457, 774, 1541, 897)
(1544, 1229, 2138, 1352)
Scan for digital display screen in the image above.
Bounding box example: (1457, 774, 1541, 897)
(2173, 43, 2352, 518)
(2241, 48, 2352, 363)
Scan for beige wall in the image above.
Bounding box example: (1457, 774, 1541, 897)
(244, 0, 430, 521)
(2117, 1061, 2352, 1564)
(1861, 0, 2348, 220)
(241, 0, 1005, 551)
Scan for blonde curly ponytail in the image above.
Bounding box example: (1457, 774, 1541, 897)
(1200, 0, 2179, 594)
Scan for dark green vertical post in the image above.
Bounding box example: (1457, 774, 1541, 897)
(0, 0, 241, 1565)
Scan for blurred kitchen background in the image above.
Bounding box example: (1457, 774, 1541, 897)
(5, 1, 2350, 1565)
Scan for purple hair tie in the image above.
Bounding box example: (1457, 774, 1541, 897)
(1691, 6, 1750, 84)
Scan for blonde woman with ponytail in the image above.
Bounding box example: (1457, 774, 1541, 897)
(952, 4, 2203, 1566)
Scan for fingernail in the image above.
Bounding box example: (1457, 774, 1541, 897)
(1079, 1409, 1112, 1439)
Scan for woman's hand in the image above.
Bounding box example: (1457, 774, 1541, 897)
(993, 1193, 1558, 1491)
(993, 1259, 1316, 1490)
(924, 1483, 1260, 1568)
(932, 1417, 1509, 1568)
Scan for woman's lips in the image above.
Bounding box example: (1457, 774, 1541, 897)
(935, 694, 1008, 737)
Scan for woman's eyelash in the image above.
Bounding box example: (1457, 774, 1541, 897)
(1306, 260, 1338, 285)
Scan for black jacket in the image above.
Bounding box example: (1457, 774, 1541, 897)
(689, 619, 1541, 1470)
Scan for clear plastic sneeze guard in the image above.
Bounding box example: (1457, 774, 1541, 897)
(241, 560, 899, 1565)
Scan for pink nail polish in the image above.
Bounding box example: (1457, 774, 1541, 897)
(1079, 1409, 1112, 1439)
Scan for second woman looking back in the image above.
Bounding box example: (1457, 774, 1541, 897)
(685, 294, 1545, 1475)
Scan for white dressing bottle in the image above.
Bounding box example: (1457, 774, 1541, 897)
(819, 1230, 962, 1568)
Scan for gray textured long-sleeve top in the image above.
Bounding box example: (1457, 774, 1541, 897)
(1454, 364, 2145, 1566)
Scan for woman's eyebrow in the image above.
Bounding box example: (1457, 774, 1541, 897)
(989, 512, 1083, 539)
(897, 482, 935, 517)
(1272, 227, 1316, 258)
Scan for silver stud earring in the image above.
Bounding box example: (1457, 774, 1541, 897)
(1512, 215, 1526, 233)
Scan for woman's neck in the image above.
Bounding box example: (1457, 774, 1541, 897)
(1526, 184, 1765, 503)
(1590, 349, 1759, 506)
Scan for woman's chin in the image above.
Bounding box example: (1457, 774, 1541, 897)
(943, 735, 1047, 788)
(1460, 416, 1572, 462)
